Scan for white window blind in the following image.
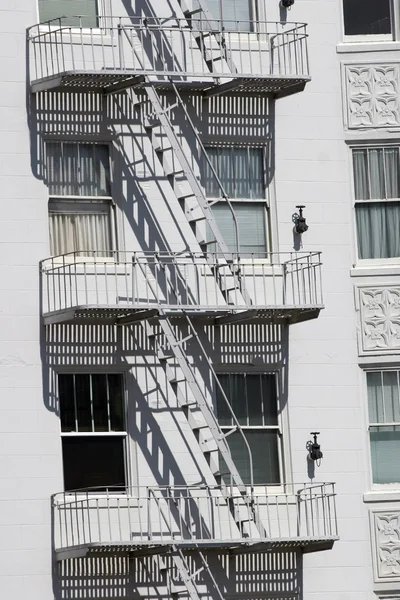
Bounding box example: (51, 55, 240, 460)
(204, 147, 264, 200)
(46, 142, 113, 256)
(216, 373, 280, 485)
(353, 147, 400, 259)
(206, 0, 253, 29)
(39, 0, 99, 27)
(367, 370, 400, 484)
(208, 202, 268, 256)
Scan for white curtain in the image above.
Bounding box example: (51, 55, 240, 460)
(47, 142, 110, 197)
(354, 148, 400, 259)
(49, 205, 111, 256)
(38, 0, 99, 27)
(204, 147, 264, 199)
(368, 371, 400, 484)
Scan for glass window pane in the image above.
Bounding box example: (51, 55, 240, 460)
(216, 374, 233, 426)
(382, 371, 400, 423)
(367, 371, 384, 424)
(39, 0, 99, 28)
(356, 202, 400, 259)
(108, 374, 125, 431)
(353, 149, 369, 200)
(59, 374, 75, 432)
(261, 374, 278, 426)
(343, 0, 391, 35)
(62, 436, 126, 491)
(384, 148, 400, 199)
(92, 374, 108, 432)
(75, 374, 92, 432)
(221, 430, 280, 485)
(369, 149, 385, 199)
(370, 426, 400, 484)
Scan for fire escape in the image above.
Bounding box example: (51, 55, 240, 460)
(28, 6, 338, 596)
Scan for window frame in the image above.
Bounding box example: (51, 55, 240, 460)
(342, 0, 397, 42)
(350, 142, 400, 265)
(364, 367, 400, 490)
(203, 144, 271, 258)
(214, 368, 285, 490)
(57, 371, 130, 494)
(45, 140, 117, 261)
(37, 0, 112, 31)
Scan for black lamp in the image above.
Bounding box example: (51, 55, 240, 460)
(280, 0, 295, 8)
(295, 205, 308, 235)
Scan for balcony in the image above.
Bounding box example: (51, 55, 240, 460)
(53, 483, 338, 561)
(28, 17, 310, 97)
(40, 251, 324, 325)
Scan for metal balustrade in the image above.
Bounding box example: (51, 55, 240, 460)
(40, 251, 323, 324)
(28, 16, 310, 94)
(52, 483, 338, 560)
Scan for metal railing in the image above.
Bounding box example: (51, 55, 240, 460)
(40, 251, 323, 316)
(28, 16, 309, 84)
(52, 483, 338, 552)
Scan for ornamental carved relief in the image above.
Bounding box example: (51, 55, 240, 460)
(345, 64, 400, 129)
(358, 287, 400, 354)
(371, 512, 400, 582)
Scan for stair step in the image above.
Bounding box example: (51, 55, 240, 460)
(144, 119, 161, 130)
(184, 7, 203, 16)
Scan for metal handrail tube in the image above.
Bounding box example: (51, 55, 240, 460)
(51, 482, 337, 550)
(40, 250, 323, 314)
(28, 17, 310, 82)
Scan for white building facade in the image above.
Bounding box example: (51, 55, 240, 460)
(1, 0, 400, 598)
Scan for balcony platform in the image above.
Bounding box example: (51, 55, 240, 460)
(40, 251, 324, 326)
(42, 305, 322, 326)
(30, 70, 309, 98)
(52, 484, 338, 562)
(56, 536, 338, 561)
(28, 17, 310, 98)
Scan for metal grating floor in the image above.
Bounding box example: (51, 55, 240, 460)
(31, 71, 310, 96)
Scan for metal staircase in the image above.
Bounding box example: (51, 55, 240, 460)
(118, 15, 267, 556)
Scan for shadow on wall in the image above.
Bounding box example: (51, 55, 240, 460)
(54, 550, 302, 600)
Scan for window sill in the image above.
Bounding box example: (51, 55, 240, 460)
(364, 489, 400, 503)
(350, 264, 400, 278)
(337, 41, 400, 54)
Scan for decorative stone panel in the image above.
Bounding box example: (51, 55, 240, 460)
(344, 64, 400, 129)
(370, 511, 400, 583)
(356, 287, 400, 355)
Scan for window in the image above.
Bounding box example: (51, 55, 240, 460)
(207, 0, 254, 31)
(204, 147, 269, 256)
(343, 0, 392, 37)
(59, 373, 126, 491)
(216, 373, 281, 485)
(39, 0, 99, 28)
(46, 142, 113, 256)
(352, 147, 400, 260)
(367, 370, 400, 485)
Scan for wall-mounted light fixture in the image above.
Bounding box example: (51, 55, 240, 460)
(280, 0, 295, 8)
(294, 205, 309, 235)
(308, 432, 323, 466)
